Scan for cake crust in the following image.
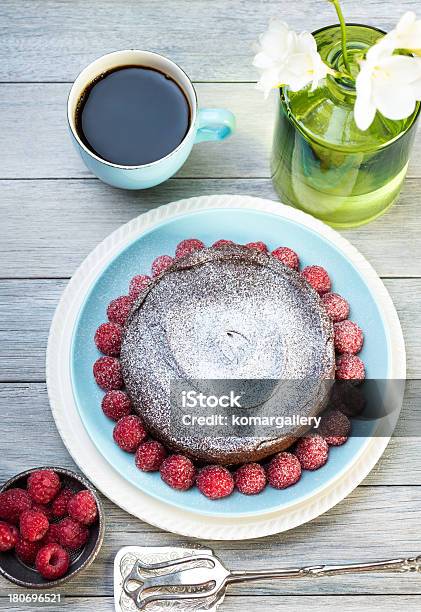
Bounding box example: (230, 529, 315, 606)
(120, 245, 335, 464)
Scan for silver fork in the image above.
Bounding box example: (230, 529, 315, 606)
(122, 550, 421, 610)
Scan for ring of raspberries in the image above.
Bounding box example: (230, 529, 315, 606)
(0, 470, 98, 580)
(93, 238, 366, 500)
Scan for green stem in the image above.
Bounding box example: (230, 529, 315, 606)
(331, 69, 353, 81)
(329, 0, 351, 73)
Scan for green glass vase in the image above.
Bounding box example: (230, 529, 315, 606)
(271, 24, 420, 228)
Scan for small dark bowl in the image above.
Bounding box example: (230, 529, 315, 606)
(0, 467, 105, 589)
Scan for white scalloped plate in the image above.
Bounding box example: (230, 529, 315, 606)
(46, 195, 405, 539)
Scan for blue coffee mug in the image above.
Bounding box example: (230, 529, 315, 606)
(67, 50, 235, 189)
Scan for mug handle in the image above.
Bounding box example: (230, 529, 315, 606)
(195, 108, 236, 143)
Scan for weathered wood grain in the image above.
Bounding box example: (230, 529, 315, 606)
(1, 179, 421, 279)
(2, 596, 421, 612)
(0, 1, 418, 82)
(0, 383, 420, 486)
(1, 83, 420, 180)
(1, 1, 421, 609)
(0, 83, 276, 179)
(0, 421, 421, 601)
(0, 277, 419, 380)
(1, 595, 421, 612)
(1, 380, 421, 600)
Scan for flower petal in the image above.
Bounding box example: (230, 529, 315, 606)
(256, 67, 282, 97)
(253, 19, 329, 96)
(295, 31, 317, 54)
(285, 52, 308, 76)
(389, 11, 421, 50)
(410, 76, 421, 99)
(366, 38, 395, 63)
(253, 51, 275, 70)
(396, 11, 416, 34)
(259, 20, 293, 60)
(373, 83, 417, 120)
(354, 92, 377, 130)
(287, 73, 312, 91)
(356, 63, 373, 99)
(380, 55, 421, 84)
(403, 22, 421, 50)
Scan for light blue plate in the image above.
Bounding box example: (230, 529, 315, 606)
(71, 207, 390, 517)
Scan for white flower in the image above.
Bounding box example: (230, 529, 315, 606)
(385, 11, 421, 52)
(286, 32, 331, 92)
(354, 41, 421, 130)
(253, 19, 329, 97)
(253, 19, 296, 96)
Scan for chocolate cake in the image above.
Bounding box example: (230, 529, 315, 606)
(120, 245, 335, 464)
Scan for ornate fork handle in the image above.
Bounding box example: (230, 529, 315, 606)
(228, 555, 421, 583)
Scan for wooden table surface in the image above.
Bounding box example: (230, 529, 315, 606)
(1, 1, 421, 610)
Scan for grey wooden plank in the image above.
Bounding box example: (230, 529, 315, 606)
(1, 178, 421, 279)
(0, 277, 419, 380)
(1, 383, 420, 486)
(0, 473, 421, 596)
(0, 83, 275, 179)
(2, 597, 421, 612)
(0, 281, 65, 382)
(1, 83, 420, 180)
(1, 2, 419, 609)
(0, 1, 418, 82)
(0, 382, 420, 487)
(1, 383, 421, 597)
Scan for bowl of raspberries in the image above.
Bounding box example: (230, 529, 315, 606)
(0, 467, 104, 588)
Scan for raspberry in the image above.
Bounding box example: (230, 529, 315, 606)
(107, 295, 134, 326)
(58, 517, 88, 550)
(8, 524, 19, 546)
(267, 452, 302, 489)
(51, 488, 74, 519)
(15, 536, 42, 565)
(175, 238, 205, 258)
(318, 409, 351, 446)
(196, 466, 234, 500)
(212, 239, 234, 248)
(0, 488, 32, 524)
(93, 356, 123, 391)
(234, 463, 266, 495)
(10, 524, 19, 542)
(94, 322, 122, 356)
(334, 320, 363, 354)
(42, 523, 61, 545)
(36, 544, 70, 580)
(31, 503, 53, 521)
(20, 510, 49, 542)
(113, 415, 147, 452)
(336, 354, 365, 381)
(135, 440, 167, 472)
(102, 390, 132, 421)
(128, 275, 151, 300)
(271, 246, 300, 270)
(160, 455, 196, 491)
(27, 470, 61, 504)
(68, 490, 98, 526)
(0, 522, 18, 551)
(321, 292, 349, 322)
(151, 255, 174, 277)
(302, 265, 331, 294)
(330, 381, 365, 417)
(295, 435, 329, 470)
(245, 241, 268, 253)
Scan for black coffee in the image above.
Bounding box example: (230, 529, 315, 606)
(75, 66, 190, 166)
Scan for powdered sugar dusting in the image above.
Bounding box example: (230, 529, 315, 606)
(120, 245, 335, 465)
